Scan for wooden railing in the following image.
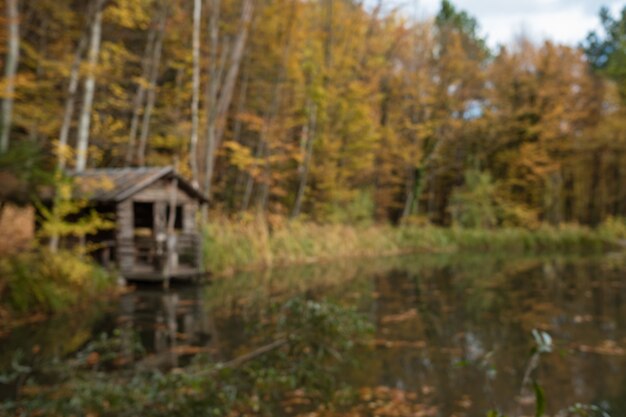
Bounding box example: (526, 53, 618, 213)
(125, 233, 200, 271)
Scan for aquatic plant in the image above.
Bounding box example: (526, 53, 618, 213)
(1, 298, 372, 417)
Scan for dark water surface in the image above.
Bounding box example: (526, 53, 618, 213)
(2, 253, 626, 415)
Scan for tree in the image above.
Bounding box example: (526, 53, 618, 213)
(75, 0, 106, 172)
(136, 2, 168, 167)
(0, 0, 20, 154)
(189, 0, 202, 185)
(583, 6, 626, 103)
(203, 0, 253, 196)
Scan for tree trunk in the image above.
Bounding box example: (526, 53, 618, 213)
(203, 0, 253, 196)
(0, 0, 20, 154)
(401, 169, 417, 220)
(75, 0, 105, 172)
(125, 21, 157, 166)
(229, 64, 250, 207)
(201, 0, 221, 194)
(57, 34, 87, 171)
(136, 5, 167, 167)
(291, 101, 317, 218)
(240, 138, 262, 212)
(189, 0, 202, 185)
(251, 0, 297, 212)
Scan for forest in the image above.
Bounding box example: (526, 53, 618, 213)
(3, 1, 626, 416)
(0, 0, 624, 228)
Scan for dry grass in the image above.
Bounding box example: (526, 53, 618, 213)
(0, 204, 35, 255)
(203, 217, 622, 276)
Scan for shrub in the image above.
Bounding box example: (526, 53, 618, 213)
(0, 249, 114, 315)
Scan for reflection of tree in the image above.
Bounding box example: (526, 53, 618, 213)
(351, 254, 626, 415)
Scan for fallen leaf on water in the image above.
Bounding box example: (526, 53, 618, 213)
(573, 314, 593, 323)
(381, 309, 418, 324)
(170, 345, 215, 355)
(86, 351, 100, 366)
(456, 395, 472, 409)
(370, 339, 427, 349)
(576, 340, 625, 355)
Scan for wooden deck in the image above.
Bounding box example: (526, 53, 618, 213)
(123, 265, 209, 285)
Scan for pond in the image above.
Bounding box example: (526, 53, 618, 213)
(2, 252, 626, 416)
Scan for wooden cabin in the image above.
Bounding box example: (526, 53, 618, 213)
(70, 167, 208, 283)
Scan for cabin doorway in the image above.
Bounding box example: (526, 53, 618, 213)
(133, 202, 158, 268)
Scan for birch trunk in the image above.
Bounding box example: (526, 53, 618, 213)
(125, 23, 157, 166)
(189, 0, 202, 185)
(0, 0, 20, 154)
(202, 0, 220, 192)
(57, 34, 87, 171)
(241, 139, 264, 211)
(291, 102, 317, 218)
(75, 0, 104, 172)
(202, 36, 228, 194)
(203, 0, 253, 196)
(136, 6, 167, 167)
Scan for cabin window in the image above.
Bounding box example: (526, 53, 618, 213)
(133, 202, 154, 229)
(165, 205, 184, 230)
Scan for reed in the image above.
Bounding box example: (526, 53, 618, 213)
(203, 217, 622, 275)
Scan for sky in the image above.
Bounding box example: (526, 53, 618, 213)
(372, 0, 625, 48)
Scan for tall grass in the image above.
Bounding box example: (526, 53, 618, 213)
(203, 217, 623, 275)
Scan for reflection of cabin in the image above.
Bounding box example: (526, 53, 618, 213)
(71, 167, 208, 283)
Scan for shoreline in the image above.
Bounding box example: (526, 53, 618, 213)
(1, 221, 624, 333)
(203, 220, 625, 276)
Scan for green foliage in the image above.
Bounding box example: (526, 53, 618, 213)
(450, 169, 499, 228)
(35, 174, 115, 248)
(325, 189, 375, 225)
(533, 381, 546, 417)
(0, 249, 114, 315)
(436, 0, 489, 57)
(0, 141, 52, 206)
(598, 217, 626, 240)
(583, 6, 626, 101)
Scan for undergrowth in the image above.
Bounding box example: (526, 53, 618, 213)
(0, 248, 114, 318)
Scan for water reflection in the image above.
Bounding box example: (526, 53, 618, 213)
(116, 287, 216, 368)
(2, 253, 626, 416)
(347, 254, 626, 416)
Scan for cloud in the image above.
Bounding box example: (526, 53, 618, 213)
(368, 0, 624, 48)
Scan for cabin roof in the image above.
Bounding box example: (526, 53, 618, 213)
(71, 167, 209, 203)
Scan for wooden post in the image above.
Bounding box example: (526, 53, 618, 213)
(164, 170, 179, 286)
(116, 200, 134, 275)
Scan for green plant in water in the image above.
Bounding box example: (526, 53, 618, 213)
(488, 330, 612, 417)
(1, 298, 372, 417)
